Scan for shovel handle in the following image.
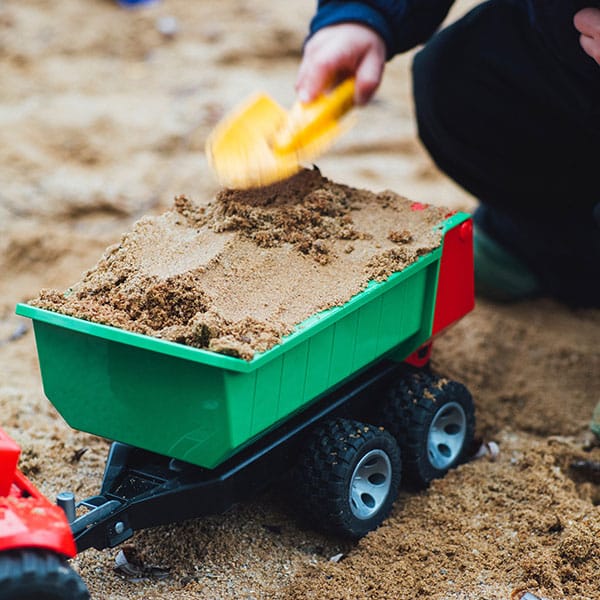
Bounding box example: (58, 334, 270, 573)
(273, 78, 356, 154)
(310, 77, 356, 120)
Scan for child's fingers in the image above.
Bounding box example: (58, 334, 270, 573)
(574, 7, 600, 38)
(354, 47, 385, 105)
(296, 23, 386, 104)
(296, 31, 342, 102)
(579, 33, 600, 64)
(574, 9, 600, 64)
(296, 57, 336, 103)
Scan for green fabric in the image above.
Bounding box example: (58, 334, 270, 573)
(591, 402, 600, 439)
(473, 223, 541, 301)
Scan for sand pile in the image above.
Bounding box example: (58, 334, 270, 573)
(32, 169, 446, 359)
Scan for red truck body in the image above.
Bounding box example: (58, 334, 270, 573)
(0, 428, 76, 558)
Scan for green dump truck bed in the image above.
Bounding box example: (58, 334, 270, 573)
(16, 212, 473, 470)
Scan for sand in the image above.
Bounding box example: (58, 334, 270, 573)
(1, 1, 599, 599)
(31, 168, 445, 359)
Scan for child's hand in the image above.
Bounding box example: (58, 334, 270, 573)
(296, 23, 386, 106)
(574, 7, 600, 64)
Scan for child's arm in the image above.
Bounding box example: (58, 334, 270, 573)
(297, 0, 455, 105)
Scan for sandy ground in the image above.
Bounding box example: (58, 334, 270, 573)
(1, 1, 599, 599)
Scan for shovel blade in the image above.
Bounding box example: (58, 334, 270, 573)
(206, 94, 302, 189)
(206, 79, 356, 190)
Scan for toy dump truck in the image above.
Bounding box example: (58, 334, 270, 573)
(0, 428, 89, 599)
(15, 210, 475, 552)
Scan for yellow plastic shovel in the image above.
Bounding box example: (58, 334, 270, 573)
(206, 78, 356, 189)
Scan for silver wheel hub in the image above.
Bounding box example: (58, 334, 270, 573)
(428, 401, 467, 470)
(349, 449, 392, 520)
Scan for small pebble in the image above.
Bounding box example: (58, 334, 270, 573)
(156, 15, 179, 38)
(474, 440, 500, 461)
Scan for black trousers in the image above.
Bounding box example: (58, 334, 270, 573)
(412, 0, 600, 307)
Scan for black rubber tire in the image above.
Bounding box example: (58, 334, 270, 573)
(296, 418, 401, 539)
(380, 368, 475, 489)
(0, 549, 89, 600)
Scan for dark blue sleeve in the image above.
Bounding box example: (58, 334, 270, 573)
(309, 0, 455, 58)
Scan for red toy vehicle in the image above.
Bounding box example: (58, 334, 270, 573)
(0, 428, 89, 600)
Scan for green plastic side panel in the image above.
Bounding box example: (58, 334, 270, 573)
(278, 343, 309, 418)
(18, 213, 473, 468)
(31, 322, 234, 466)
